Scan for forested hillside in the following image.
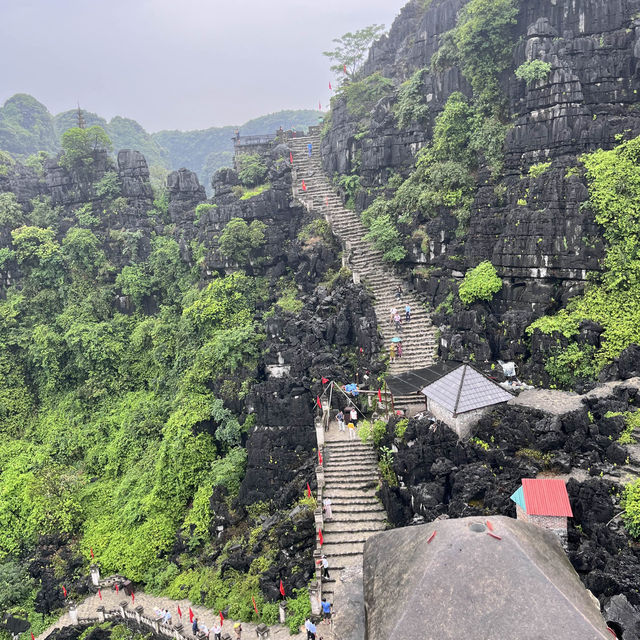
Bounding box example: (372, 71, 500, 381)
(0, 125, 378, 634)
(0, 94, 321, 191)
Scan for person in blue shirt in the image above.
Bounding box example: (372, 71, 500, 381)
(321, 598, 332, 622)
(192, 618, 199, 635)
(308, 142, 313, 156)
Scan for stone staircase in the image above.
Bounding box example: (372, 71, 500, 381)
(289, 134, 438, 374)
(320, 427, 387, 609)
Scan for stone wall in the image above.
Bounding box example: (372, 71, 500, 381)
(516, 504, 568, 542)
(426, 398, 486, 439)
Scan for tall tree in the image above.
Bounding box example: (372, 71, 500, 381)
(323, 24, 385, 79)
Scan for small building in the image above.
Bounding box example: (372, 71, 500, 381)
(420, 363, 513, 438)
(511, 478, 573, 542)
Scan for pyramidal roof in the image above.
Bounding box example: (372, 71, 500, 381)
(421, 364, 513, 415)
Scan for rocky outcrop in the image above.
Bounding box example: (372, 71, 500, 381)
(117, 149, 154, 202)
(321, 0, 640, 375)
(166, 168, 206, 223)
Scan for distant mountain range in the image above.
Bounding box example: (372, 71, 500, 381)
(0, 93, 321, 191)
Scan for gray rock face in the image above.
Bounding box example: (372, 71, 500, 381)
(321, 0, 640, 374)
(363, 516, 612, 640)
(117, 149, 153, 201)
(166, 167, 206, 222)
(604, 595, 640, 639)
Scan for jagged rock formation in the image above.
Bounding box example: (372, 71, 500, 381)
(290, 134, 437, 374)
(321, 0, 640, 377)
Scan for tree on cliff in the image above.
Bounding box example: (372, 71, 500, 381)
(323, 24, 385, 79)
(60, 125, 112, 170)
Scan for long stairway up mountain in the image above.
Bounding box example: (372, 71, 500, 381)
(289, 134, 438, 374)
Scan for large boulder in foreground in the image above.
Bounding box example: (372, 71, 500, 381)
(363, 516, 612, 640)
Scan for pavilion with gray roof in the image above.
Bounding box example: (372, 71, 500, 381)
(421, 363, 513, 438)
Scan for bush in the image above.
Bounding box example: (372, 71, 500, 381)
(364, 213, 407, 262)
(60, 126, 112, 170)
(0, 192, 24, 227)
(516, 60, 552, 85)
(95, 171, 121, 199)
(236, 154, 268, 187)
(394, 67, 430, 129)
(218, 218, 266, 264)
(528, 161, 552, 178)
(544, 344, 599, 388)
(343, 72, 394, 120)
(622, 479, 640, 538)
(458, 261, 502, 305)
(453, 0, 519, 103)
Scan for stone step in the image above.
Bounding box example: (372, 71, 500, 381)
(324, 489, 379, 499)
(324, 520, 386, 533)
(326, 498, 382, 507)
(322, 530, 381, 544)
(328, 512, 387, 522)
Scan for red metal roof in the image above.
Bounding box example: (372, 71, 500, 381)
(522, 478, 573, 517)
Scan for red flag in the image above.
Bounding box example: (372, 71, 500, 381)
(289, 151, 293, 164)
(319, 102, 322, 110)
(329, 82, 332, 90)
(98, 590, 102, 601)
(318, 529, 324, 546)
(343, 64, 347, 74)
(62, 586, 67, 598)
(219, 611, 224, 626)
(90, 548, 94, 559)
(321, 377, 329, 384)
(325, 196, 329, 207)
(252, 596, 259, 616)
(307, 482, 312, 498)
(115, 584, 119, 594)
(302, 180, 307, 191)
(177, 606, 182, 618)
(279, 580, 285, 597)
(131, 592, 135, 604)
(318, 450, 323, 465)
(189, 608, 194, 623)
(378, 389, 382, 402)
(316, 395, 322, 408)
(31, 634, 35, 640)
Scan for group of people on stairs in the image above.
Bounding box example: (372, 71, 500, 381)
(389, 286, 411, 363)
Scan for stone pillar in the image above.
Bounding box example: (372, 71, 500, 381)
(68, 601, 78, 626)
(315, 417, 324, 448)
(279, 601, 287, 624)
(352, 271, 361, 285)
(135, 606, 143, 624)
(90, 564, 101, 587)
(119, 602, 128, 619)
(174, 624, 184, 640)
(151, 619, 160, 635)
(313, 550, 323, 581)
(309, 583, 321, 616)
(97, 607, 106, 623)
(314, 508, 323, 534)
(255, 623, 269, 639)
(315, 465, 325, 490)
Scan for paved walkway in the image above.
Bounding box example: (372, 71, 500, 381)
(38, 589, 295, 640)
(289, 135, 438, 374)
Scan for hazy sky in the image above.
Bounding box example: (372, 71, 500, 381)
(0, 0, 407, 132)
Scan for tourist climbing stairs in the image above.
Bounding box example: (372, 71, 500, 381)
(319, 425, 387, 608)
(289, 133, 439, 375)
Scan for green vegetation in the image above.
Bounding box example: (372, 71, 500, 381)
(358, 419, 387, 446)
(218, 218, 267, 264)
(394, 67, 431, 128)
(528, 135, 640, 370)
(0, 192, 24, 227)
(622, 478, 640, 538)
(236, 153, 268, 187)
(364, 212, 407, 262)
(544, 344, 600, 389)
(378, 446, 397, 487)
(60, 126, 112, 170)
(458, 261, 502, 305)
(453, 0, 519, 107)
(528, 161, 552, 178)
(322, 24, 386, 79)
(239, 183, 271, 200)
(516, 60, 552, 85)
(342, 72, 394, 120)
